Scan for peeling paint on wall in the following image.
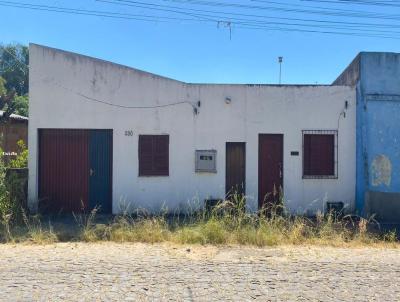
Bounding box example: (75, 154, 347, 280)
(371, 154, 392, 187)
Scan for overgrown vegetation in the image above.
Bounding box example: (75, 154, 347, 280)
(9, 140, 28, 168)
(0, 192, 398, 247)
(0, 136, 29, 242)
(0, 147, 22, 242)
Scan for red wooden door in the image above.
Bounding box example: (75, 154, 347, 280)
(226, 142, 246, 198)
(258, 134, 283, 209)
(39, 129, 89, 213)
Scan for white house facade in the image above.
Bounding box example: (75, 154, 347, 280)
(28, 44, 356, 215)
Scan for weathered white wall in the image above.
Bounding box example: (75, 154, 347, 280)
(29, 44, 356, 215)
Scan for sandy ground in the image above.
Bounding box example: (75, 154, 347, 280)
(0, 243, 399, 301)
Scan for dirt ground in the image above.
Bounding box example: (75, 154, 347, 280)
(0, 243, 399, 301)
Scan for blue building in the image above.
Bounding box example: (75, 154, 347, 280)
(335, 52, 400, 222)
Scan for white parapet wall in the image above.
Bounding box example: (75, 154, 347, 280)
(28, 44, 356, 215)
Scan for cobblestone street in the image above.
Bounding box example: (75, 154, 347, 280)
(0, 243, 399, 301)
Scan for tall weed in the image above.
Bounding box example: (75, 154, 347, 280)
(0, 189, 397, 247)
(0, 147, 22, 242)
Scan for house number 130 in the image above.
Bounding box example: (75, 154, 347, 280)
(125, 130, 133, 136)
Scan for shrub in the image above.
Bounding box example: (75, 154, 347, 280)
(9, 140, 28, 168)
(0, 147, 22, 242)
(21, 211, 58, 244)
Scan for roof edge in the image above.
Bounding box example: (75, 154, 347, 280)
(332, 53, 361, 86)
(29, 43, 184, 84)
(0, 110, 28, 121)
(30, 43, 371, 87)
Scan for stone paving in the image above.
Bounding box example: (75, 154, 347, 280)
(0, 243, 400, 301)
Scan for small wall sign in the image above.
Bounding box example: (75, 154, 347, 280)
(125, 130, 133, 136)
(291, 151, 299, 156)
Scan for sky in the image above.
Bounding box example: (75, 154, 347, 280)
(0, 0, 399, 84)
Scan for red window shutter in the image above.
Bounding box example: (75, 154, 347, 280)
(153, 135, 169, 176)
(304, 134, 335, 177)
(139, 135, 154, 176)
(139, 135, 169, 176)
(304, 134, 312, 176)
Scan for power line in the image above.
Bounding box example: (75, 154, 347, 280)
(0, 45, 198, 110)
(102, 0, 400, 38)
(2, 0, 399, 35)
(103, 0, 400, 29)
(2, 0, 400, 38)
(0, 0, 212, 23)
(106, 0, 400, 29)
(0, 45, 28, 75)
(303, 0, 400, 7)
(160, 0, 400, 20)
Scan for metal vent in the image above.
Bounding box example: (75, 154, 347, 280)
(326, 201, 344, 215)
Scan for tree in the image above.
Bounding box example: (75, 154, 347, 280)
(0, 76, 16, 123)
(0, 44, 28, 96)
(0, 44, 29, 121)
(13, 95, 28, 117)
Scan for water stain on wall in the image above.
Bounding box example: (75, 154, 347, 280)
(371, 154, 392, 187)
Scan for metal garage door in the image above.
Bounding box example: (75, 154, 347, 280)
(38, 129, 112, 213)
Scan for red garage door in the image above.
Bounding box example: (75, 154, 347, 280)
(39, 129, 90, 213)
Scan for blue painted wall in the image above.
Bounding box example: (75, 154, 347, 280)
(355, 80, 365, 213)
(356, 52, 400, 217)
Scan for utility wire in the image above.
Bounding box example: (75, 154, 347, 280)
(0, 0, 397, 33)
(0, 45, 28, 75)
(0, 0, 212, 23)
(102, 0, 400, 38)
(2, 0, 400, 38)
(159, 0, 400, 20)
(106, 0, 400, 29)
(0, 45, 197, 110)
(102, 0, 400, 29)
(303, 0, 400, 7)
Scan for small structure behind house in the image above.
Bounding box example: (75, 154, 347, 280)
(0, 110, 28, 164)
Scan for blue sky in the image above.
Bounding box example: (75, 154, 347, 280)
(1, 0, 399, 84)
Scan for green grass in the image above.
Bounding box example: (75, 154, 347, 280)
(0, 196, 398, 247)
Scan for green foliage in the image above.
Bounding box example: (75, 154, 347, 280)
(0, 190, 398, 246)
(13, 95, 28, 117)
(61, 195, 397, 247)
(0, 137, 30, 242)
(0, 44, 28, 96)
(9, 140, 28, 168)
(383, 229, 397, 242)
(0, 76, 16, 122)
(0, 147, 24, 242)
(0, 43, 29, 120)
(0, 148, 12, 241)
(21, 211, 58, 244)
(0, 77, 6, 96)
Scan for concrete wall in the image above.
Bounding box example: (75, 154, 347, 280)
(359, 53, 400, 222)
(332, 52, 400, 222)
(333, 54, 360, 86)
(28, 44, 356, 215)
